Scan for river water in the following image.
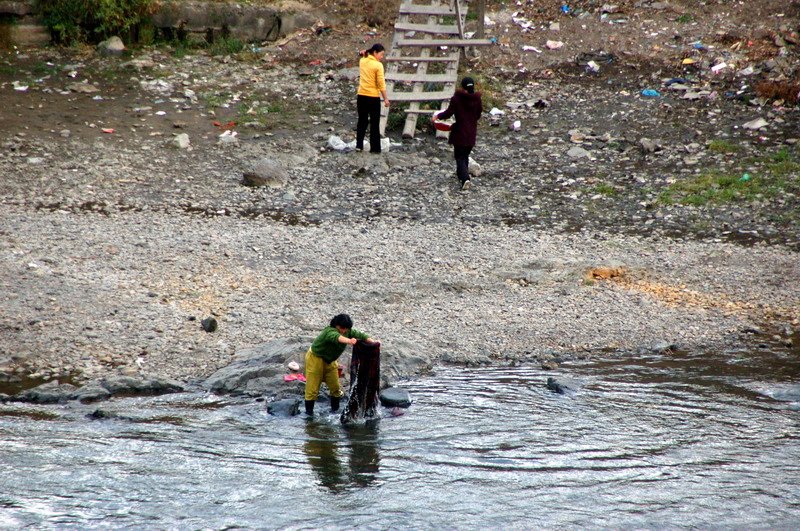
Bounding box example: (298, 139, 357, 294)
(2, 345, 799, 529)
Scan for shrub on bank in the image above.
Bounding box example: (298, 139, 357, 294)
(36, 0, 154, 44)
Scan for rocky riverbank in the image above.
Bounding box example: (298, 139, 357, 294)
(1, 0, 798, 400)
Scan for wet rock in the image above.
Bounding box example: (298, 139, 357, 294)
(99, 376, 185, 395)
(379, 387, 412, 408)
(87, 408, 120, 420)
(13, 380, 78, 404)
(546, 376, 581, 395)
(267, 398, 302, 416)
(645, 341, 677, 354)
(73, 383, 112, 403)
(244, 376, 283, 396)
(203, 336, 312, 395)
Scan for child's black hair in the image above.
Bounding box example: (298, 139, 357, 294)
(330, 313, 354, 329)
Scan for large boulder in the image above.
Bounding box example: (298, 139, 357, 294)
(203, 336, 312, 396)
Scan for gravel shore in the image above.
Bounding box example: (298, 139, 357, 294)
(2, 202, 797, 385)
(1, 0, 799, 388)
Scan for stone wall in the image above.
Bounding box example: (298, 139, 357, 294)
(0, 0, 318, 47)
(0, 1, 49, 46)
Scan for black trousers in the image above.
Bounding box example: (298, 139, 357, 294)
(356, 95, 382, 153)
(454, 145, 473, 183)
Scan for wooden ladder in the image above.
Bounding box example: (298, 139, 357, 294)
(380, 0, 493, 139)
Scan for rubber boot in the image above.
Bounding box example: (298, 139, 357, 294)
(305, 400, 315, 416)
(330, 396, 340, 413)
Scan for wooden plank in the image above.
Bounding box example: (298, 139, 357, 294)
(393, 22, 460, 34)
(398, 4, 456, 15)
(387, 90, 455, 102)
(452, 0, 465, 38)
(437, 36, 460, 140)
(396, 38, 495, 47)
(385, 72, 456, 83)
(380, 3, 410, 136)
(402, 7, 438, 139)
(385, 54, 460, 62)
(404, 108, 440, 113)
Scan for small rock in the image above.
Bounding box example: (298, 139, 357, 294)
(242, 158, 289, 188)
(201, 316, 218, 333)
(567, 146, 592, 159)
(97, 36, 126, 56)
(742, 118, 768, 130)
(379, 387, 412, 408)
(172, 133, 190, 149)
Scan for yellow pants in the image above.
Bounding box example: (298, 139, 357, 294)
(304, 348, 343, 401)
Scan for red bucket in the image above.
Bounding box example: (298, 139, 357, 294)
(433, 119, 452, 131)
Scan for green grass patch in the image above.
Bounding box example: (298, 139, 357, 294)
(385, 107, 407, 132)
(707, 139, 740, 153)
(659, 146, 799, 206)
(201, 91, 230, 109)
(235, 96, 323, 130)
(593, 183, 618, 197)
(208, 36, 244, 56)
(676, 14, 695, 24)
(30, 62, 59, 77)
(658, 171, 759, 206)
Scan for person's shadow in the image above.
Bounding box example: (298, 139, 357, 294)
(303, 419, 381, 492)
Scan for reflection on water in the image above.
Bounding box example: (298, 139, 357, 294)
(0, 343, 798, 528)
(304, 420, 381, 493)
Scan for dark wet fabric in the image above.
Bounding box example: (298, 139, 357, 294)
(341, 340, 381, 424)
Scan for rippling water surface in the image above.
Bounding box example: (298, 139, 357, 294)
(1, 347, 799, 529)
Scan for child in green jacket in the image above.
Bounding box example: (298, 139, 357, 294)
(304, 313, 371, 416)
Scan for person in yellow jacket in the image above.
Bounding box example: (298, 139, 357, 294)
(304, 313, 373, 416)
(356, 43, 390, 153)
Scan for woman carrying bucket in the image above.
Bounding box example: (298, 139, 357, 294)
(434, 76, 483, 190)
